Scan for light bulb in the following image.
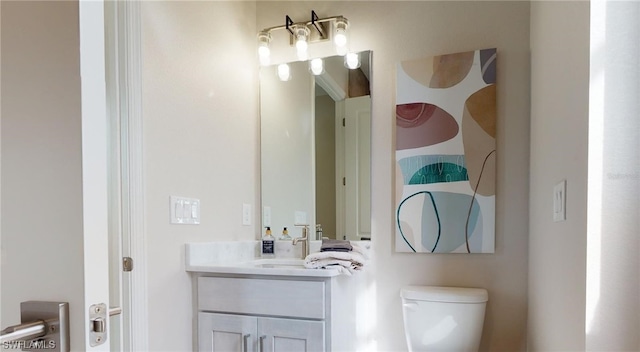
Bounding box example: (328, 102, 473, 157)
(345, 52, 360, 69)
(334, 17, 349, 55)
(296, 37, 308, 53)
(310, 58, 324, 76)
(293, 25, 310, 61)
(258, 46, 270, 66)
(257, 31, 271, 66)
(334, 30, 347, 47)
(296, 37, 308, 61)
(277, 63, 291, 81)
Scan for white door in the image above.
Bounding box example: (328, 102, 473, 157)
(1, 1, 113, 350)
(344, 96, 372, 241)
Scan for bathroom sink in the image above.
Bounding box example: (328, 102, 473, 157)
(244, 258, 306, 269)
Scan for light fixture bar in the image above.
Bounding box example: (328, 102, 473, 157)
(310, 10, 327, 39)
(257, 11, 351, 65)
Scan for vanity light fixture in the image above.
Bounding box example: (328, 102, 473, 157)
(333, 16, 349, 56)
(257, 10, 351, 65)
(292, 24, 311, 61)
(257, 31, 272, 66)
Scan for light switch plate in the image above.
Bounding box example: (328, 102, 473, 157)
(171, 196, 200, 224)
(242, 203, 251, 226)
(553, 180, 566, 222)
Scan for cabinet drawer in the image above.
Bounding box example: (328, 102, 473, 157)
(198, 277, 325, 319)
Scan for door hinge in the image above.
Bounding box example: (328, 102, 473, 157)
(123, 257, 133, 272)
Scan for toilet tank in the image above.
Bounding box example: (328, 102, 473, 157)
(401, 286, 488, 352)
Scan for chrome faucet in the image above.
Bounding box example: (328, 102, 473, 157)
(292, 225, 309, 259)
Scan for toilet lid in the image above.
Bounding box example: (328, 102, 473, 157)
(401, 286, 488, 303)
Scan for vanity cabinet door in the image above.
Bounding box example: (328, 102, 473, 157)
(199, 312, 257, 352)
(258, 317, 325, 352)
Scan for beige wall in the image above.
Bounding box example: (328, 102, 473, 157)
(141, 1, 258, 350)
(257, 2, 532, 351)
(528, 1, 590, 350)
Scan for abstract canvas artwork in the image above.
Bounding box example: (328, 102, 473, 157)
(395, 48, 497, 253)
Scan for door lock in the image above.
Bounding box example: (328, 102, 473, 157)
(89, 303, 107, 346)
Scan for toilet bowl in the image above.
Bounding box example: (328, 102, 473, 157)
(401, 286, 488, 352)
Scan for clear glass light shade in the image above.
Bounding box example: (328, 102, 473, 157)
(277, 63, 292, 81)
(334, 17, 349, 56)
(334, 30, 347, 47)
(293, 25, 310, 61)
(345, 52, 360, 69)
(296, 37, 308, 53)
(309, 58, 324, 75)
(257, 31, 271, 66)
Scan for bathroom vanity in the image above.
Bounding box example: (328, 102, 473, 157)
(186, 242, 371, 352)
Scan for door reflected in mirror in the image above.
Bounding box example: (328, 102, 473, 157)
(260, 51, 371, 242)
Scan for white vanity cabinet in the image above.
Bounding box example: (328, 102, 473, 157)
(198, 313, 324, 351)
(186, 241, 373, 351)
(193, 274, 360, 352)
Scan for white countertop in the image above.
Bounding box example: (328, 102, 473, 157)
(185, 241, 341, 277)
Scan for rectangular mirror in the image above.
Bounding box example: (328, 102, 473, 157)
(260, 51, 372, 241)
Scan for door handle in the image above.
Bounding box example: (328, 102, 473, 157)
(0, 301, 69, 352)
(258, 335, 266, 352)
(109, 306, 122, 317)
(242, 334, 250, 352)
(0, 320, 46, 344)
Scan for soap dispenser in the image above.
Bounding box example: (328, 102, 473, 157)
(279, 227, 292, 240)
(261, 227, 275, 258)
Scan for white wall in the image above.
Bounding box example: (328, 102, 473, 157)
(256, 2, 531, 351)
(586, 1, 640, 350)
(528, 1, 590, 350)
(141, 2, 258, 350)
(0, 1, 87, 348)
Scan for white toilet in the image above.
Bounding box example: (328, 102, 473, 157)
(401, 286, 488, 352)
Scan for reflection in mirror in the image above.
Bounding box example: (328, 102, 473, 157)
(260, 51, 371, 242)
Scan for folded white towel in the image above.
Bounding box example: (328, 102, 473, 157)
(350, 241, 370, 259)
(304, 250, 367, 276)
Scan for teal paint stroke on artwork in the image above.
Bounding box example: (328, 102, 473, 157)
(409, 162, 469, 184)
(398, 155, 468, 185)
